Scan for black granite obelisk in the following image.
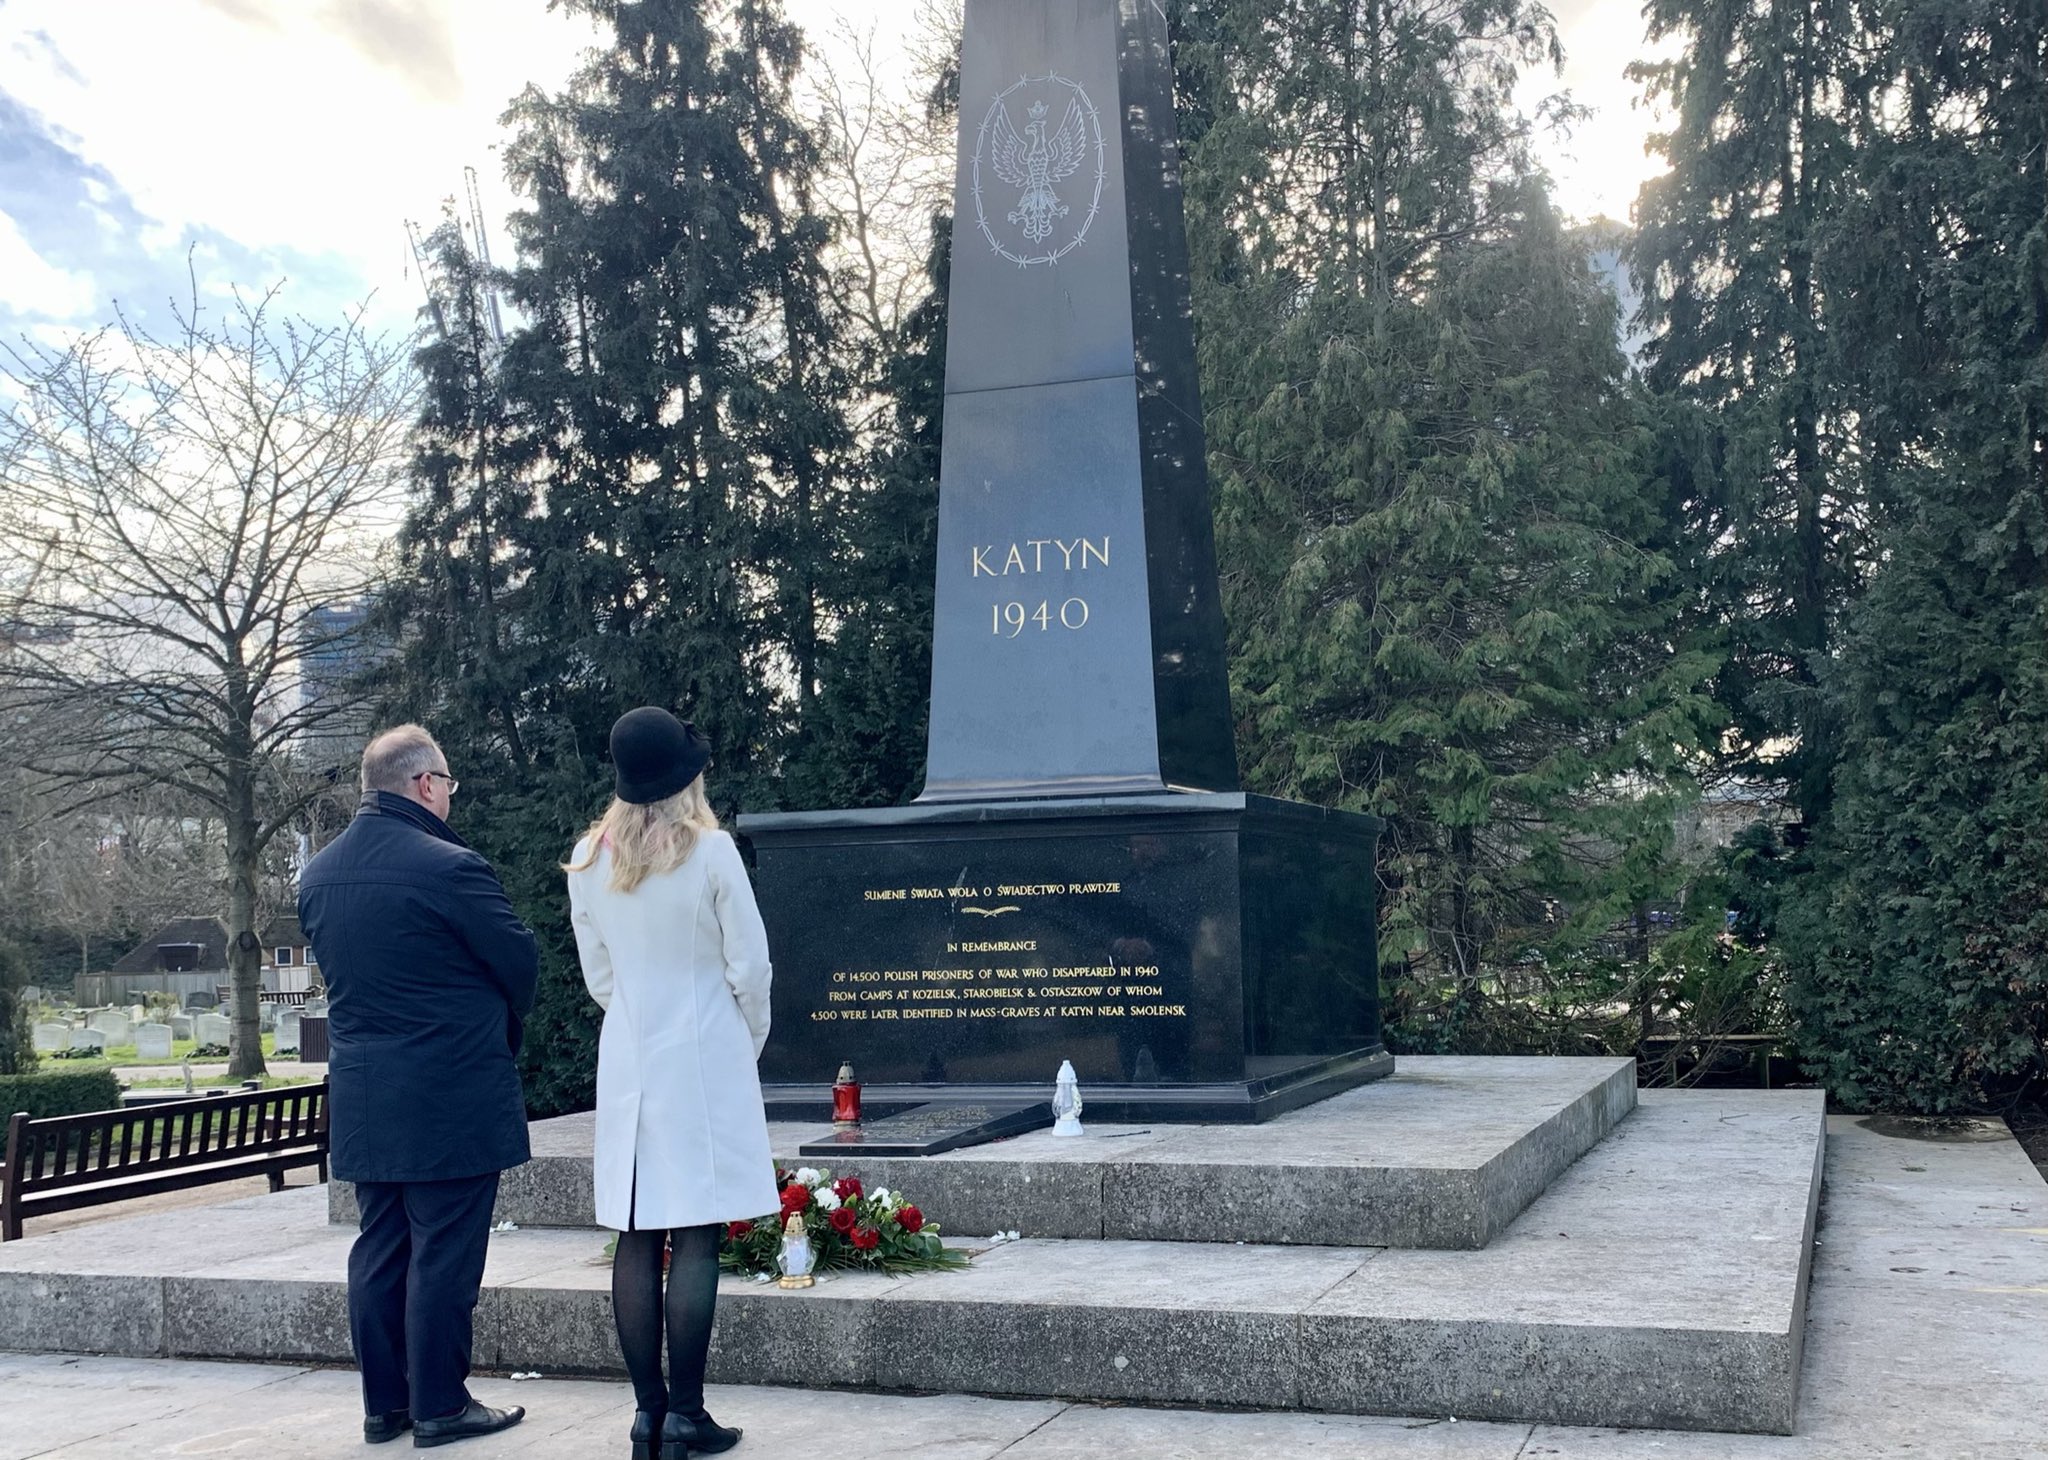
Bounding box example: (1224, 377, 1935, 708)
(919, 0, 1235, 801)
(738, 0, 1392, 1124)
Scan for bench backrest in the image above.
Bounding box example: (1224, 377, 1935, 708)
(2, 1082, 328, 1200)
(210, 988, 311, 1011)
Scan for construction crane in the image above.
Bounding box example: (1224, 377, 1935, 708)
(402, 166, 508, 349)
(464, 166, 507, 349)
(404, 218, 448, 340)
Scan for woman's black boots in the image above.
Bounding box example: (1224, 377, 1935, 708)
(658, 1408, 742, 1458)
(630, 1408, 665, 1460)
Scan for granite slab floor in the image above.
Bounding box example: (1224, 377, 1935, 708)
(2, 1095, 2043, 1460)
(0, 1089, 1819, 1432)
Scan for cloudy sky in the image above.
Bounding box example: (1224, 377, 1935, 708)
(0, 0, 1665, 346)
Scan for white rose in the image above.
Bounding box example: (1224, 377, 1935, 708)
(815, 1189, 841, 1212)
(794, 1167, 822, 1187)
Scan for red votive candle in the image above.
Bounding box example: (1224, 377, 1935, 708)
(831, 1061, 861, 1126)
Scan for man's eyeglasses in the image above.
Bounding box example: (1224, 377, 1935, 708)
(416, 770, 460, 795)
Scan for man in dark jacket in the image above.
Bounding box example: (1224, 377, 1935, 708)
(300, 724, 539, 1449)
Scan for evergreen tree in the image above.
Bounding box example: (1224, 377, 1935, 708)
(1628, 0, 1871, 834)
(389, 218, 532, 778)
(773, 39, 956, 810)
(778, 217, 947, 809)
(1180, 0, 1714, 1047)
(386, 0, 847, 1115)
(494, 0, 845, 812)
(0, 937, 36, 1075)
(1779, 0, 2048, 1110)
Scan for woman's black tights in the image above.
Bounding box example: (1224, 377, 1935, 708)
(611, 1224, 721, 1418)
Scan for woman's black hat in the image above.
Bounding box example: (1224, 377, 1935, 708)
(610, 707, 712, 805)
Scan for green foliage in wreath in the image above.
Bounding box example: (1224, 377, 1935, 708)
(720, 1167, 968, 1277)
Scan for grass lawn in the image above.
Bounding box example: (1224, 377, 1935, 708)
(125, 1072, 317, 1090)
(48, 1034, 281, 1068)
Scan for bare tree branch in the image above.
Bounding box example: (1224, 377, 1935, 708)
(0, 284, 414, 1077)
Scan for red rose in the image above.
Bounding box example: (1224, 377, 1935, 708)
(851, 1225, 880, 1251)
(726, 1221, 753, 1243)
(828, 1206, 858, 1235)
(832, 1176, 864, 1201)
(780, 1184, 811, 1216)
(896, 1205, 924, 1234)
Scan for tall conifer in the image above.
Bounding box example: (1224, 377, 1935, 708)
(779, 219, 947, 809)
(386, 0, 847, 1114)
(495, 0, 844, 809)
(1779, 0, 2048, 1108)
(1180, 0, 1713, 1045)
(1629, 0, 1869, 832)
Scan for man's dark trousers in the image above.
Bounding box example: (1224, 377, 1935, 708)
(349, 1173, 502, 1421)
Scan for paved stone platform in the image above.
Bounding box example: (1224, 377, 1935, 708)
(0, 1089, 1817, 1434)
(4, 1107, 2043, 1459)
(330, 1056, 1636, 1249)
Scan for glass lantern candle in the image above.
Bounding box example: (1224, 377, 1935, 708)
(776, 1213, 816, 1289)
(831, 1060, 862, 1127)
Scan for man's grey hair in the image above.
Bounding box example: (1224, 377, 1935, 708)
(360, 724, 444, 794)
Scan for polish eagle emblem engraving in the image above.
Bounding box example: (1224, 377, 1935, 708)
(992, 97, 1087, 242)
(972, 73, 1106, 267)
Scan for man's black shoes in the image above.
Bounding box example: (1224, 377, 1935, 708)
(364, 1410, 412, 1445)
(412, 1401, 526, 1449)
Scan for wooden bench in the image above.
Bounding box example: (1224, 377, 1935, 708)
(0, 1081, 328, 1241)
(210, 986, 311, 1011)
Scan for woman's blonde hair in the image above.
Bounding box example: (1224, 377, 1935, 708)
(563, 778, 720, 893)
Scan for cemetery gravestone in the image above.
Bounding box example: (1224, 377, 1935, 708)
(134, 1023, 175, 1060)
(32, 1023, 68, 1054)
(20, 985, 42, 1007)
(194, 1013, 231, 1047)
(276, 1010, 301, 1051)
(736, 0, 1390, 1123)
(168, 1014, 194, 1042)
(89, 1012, 131, 1046)
(258, 1002, 278, 1033)
(68, 1029, 107, 1054)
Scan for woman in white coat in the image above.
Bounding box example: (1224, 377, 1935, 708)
(565, 707, 776, 1460)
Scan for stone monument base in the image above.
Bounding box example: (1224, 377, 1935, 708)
(0, 1064, 1838, 1435)
(758, 1046, 1394, 1129)
(736, 792, 1394, 1125)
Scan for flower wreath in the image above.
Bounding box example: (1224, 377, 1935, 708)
(720, 1166, 968, 1276)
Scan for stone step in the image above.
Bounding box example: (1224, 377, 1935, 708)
(0, 1088, 1824, 1434)
(331, 1055, 1637, 1250)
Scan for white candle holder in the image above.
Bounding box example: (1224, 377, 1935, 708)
(777, 1213, 816, 1288)
(1052, 1058, 1085, 1137)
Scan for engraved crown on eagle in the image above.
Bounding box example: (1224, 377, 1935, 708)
(988, 96, 1090, 244)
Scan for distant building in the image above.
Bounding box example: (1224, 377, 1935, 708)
(78, 914, 318, 1006)
(297, 600, 379, 779)
(1689, 779, 1789, 854)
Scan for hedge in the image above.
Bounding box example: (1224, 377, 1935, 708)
(0, 1068, 124, 1121)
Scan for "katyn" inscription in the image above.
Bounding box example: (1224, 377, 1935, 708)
(971, 536, 1110, 576)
